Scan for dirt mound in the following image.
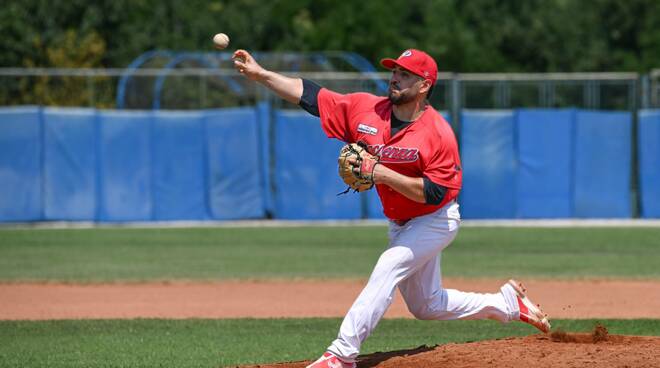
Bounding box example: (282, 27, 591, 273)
(241, 332, 660, 368)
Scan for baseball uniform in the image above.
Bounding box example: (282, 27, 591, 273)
(300, 50, 522, 364)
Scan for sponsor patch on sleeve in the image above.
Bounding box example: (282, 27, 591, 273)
(357, 123, 378, 135)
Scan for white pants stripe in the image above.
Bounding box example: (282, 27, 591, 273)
(327, 201, 517, 361)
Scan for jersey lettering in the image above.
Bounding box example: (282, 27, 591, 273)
(367, 144, 419, 163)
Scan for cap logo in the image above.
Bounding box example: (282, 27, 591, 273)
(400, 50, 412, 58)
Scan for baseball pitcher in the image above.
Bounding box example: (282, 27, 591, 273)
(233, 48, 550, 368)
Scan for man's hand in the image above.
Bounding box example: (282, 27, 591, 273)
(232, 50, 264, 81)
(232, 49, 303, 104)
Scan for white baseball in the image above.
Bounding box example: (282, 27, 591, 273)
(213, 33, 230, 49)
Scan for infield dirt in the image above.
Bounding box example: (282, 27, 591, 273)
(241, 330, 660, 368)
(2, 278, 659, 320)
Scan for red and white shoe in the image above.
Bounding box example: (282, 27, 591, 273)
(507, 279, 551, 333)
(305, 352, 356, 368)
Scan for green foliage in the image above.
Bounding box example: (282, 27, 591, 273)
(2, 0, 658, 107)
(0, 226, 658, 282)
(0, 319, 657, 367)
(23, 30, 110, 107)
(1, 0, 659, 72)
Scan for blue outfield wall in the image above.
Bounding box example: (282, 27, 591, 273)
(42, 108, 98, 220)
(459, 110, 517, 219)
(516, 109, 574, 218)
(0, 106, 656, 221)
(460, 108, 634, 219)
(0, 107, 268, 222)
(98, 110, 152, 221)
(0, 107, 42, 221)
(573, 110, 631, 218)
(639, 110, 660, 218)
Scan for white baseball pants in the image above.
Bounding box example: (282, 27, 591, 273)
(326, 201, 519, 362)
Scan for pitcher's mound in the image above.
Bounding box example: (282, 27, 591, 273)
(242, 327, 659, 368)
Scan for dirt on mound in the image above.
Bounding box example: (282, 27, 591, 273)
(242, 326, 660, 368)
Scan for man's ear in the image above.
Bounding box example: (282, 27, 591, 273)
(419, 80, 432, 95)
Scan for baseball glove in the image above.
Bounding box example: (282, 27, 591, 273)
(337, 142, 380, 193)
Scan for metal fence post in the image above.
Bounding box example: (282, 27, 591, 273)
(651, 69, 660, 107)
(451, 75, 461, 138)
(640, 74, 650, 109)
(630, 76, 640, 218)
(87, 74, 95, 107)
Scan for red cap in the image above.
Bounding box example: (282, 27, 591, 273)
(380, 49, 438, 85)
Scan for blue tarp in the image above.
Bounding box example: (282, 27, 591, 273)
(516, 109, 575, 218)
(0, 107, 267, 222)
(0, 106, 645, 221)
(42, 108, 98, 220)
(639, 110, 660, 218)
(205, 108, 265, 219)
(573, 111, 631, 218)
(459, 109, 632, 219)
(150, 111, 208, 220)
(460, 110, 517, 219)
(98, 110, 152, 221)
(0, 107, 42, 221)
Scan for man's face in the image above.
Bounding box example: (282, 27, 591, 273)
(388, 66, 428, 105)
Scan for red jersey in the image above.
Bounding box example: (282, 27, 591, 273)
(317, 88, 462, 220)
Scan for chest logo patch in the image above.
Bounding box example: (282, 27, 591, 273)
(368, 144, 419, 163)
(357, 123, 378, 136)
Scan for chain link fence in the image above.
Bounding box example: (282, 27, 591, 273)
(650, 69, 660, 108)
(0, 67, 654, 114)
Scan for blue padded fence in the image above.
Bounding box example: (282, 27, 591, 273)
(42, 108, 99, 220)
(573, 111, 631, 218)
(0, 107, 42, 221)
(151, 111, 208, 220)
(460, 108, 634, 219)
(98, 110, 152, 221)
(0, 106, 268, 222)
(639, 110, 660, 218)
(459, 110, 517, 219)
(205, 107, 266, 220)
(516, 109, 574, 218)
(0, 106, 656, 221)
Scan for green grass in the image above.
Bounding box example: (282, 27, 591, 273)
(0, 318, 657, 368)
(1, 227, 658, 367)
(0, 226, 659, 282)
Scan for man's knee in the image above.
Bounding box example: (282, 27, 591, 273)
(408, 305, 436, 320)
(404, 289, 449, 320)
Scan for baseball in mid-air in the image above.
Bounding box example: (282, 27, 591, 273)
(213, 33, 230, 49)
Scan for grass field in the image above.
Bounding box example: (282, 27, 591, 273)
(0, 226, 659, 281)
(1, 319, 659, 368)
(1, 225, 659, 367)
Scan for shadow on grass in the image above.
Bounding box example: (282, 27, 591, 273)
(239, 345, 437, 368)
(357, 345, 436, 367)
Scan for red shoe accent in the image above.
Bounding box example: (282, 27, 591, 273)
(305, 352, 356, 368)
(508, 279, 551, 333)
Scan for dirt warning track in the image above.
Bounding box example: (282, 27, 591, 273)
(1, 279, 659, 320)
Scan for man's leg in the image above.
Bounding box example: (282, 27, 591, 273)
(398, 253, 518, 322)
(325, 244, 417, 362)
(326, 203, 461, 362)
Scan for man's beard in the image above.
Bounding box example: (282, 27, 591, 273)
(388, 87, 416, 105)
